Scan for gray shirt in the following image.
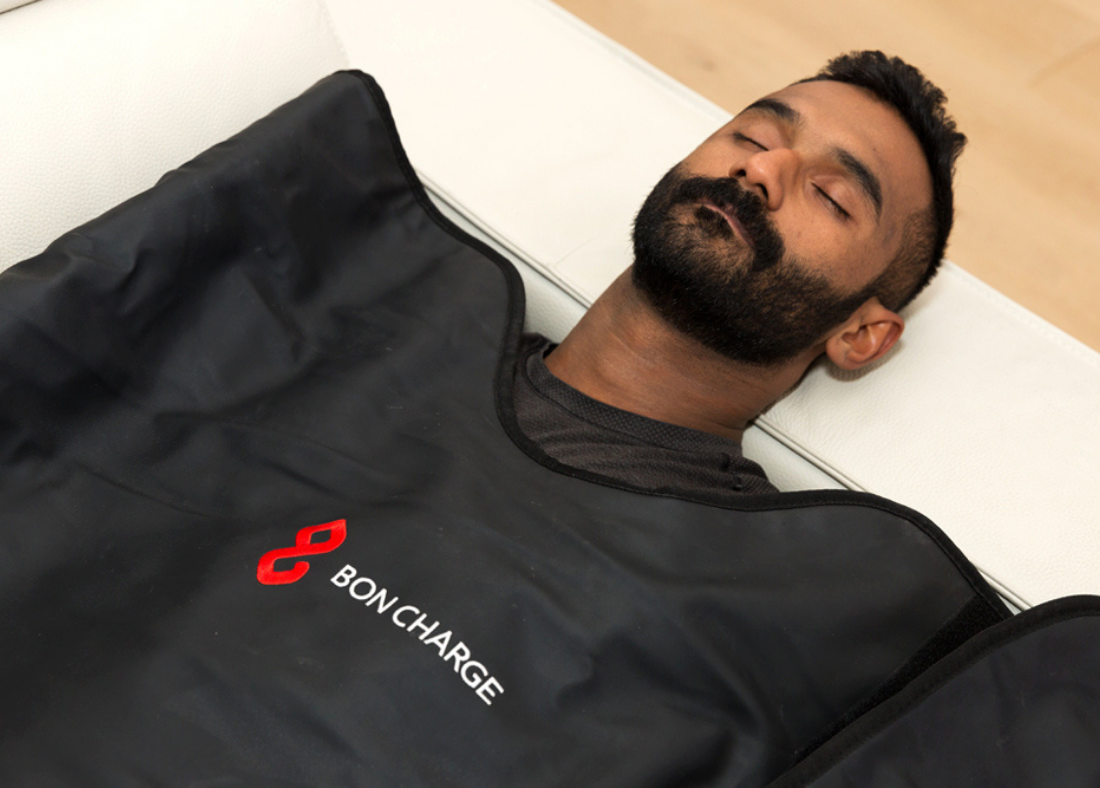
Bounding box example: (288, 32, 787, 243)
(512, 333, 777, 497)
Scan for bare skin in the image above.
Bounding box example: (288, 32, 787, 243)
(546, 80, 933, 442)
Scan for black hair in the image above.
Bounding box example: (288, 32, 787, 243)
(800, 50, 966, 309)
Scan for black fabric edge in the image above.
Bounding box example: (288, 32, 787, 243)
(341, 70, 1009, 620)
(794, 594, 1005, 761)
(346, 70, 528, 395)
(765, 594, 1100, 787)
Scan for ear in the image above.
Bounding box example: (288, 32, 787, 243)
(823, 299, 905, 371)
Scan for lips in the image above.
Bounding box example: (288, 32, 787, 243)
(699, 200, 752, 248)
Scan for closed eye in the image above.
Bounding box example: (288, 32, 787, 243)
(732, 131, 767, 151)
(815, 185, 850, 219)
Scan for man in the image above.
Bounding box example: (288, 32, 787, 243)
(514, 51, 965, 496)
(0, 59, 1004, 787)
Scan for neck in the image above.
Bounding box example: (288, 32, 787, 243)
(544, 270, 815, 443)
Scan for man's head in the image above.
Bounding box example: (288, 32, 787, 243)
(632, 51, 965, 369)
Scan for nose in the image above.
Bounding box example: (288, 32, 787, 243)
(732, 147, 797, 211)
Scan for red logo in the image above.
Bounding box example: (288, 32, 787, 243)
(257, 519, 348, 585)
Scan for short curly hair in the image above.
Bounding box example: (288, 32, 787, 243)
(800, 51, 966, 310)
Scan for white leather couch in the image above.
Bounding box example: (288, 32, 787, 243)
(2, 0, 1098, 610)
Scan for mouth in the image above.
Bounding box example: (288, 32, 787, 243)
(699, 201, 752, 248)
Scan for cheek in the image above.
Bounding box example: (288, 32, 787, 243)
(772, 213, 829, 261)
(775, 216, 880, 286)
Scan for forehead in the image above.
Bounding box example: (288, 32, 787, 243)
(734, 80, 932, 230)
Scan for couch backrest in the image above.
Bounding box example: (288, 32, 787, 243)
(0, 0, 348, 271)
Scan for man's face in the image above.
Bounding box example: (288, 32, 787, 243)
(632, 80, 932, 366)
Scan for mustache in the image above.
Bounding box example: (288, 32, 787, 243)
(667, 176, 785, 272)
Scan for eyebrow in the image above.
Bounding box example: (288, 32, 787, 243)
(739, 97, 884, 221)
(741, 97, 801, 126)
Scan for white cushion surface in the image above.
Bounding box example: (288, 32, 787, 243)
(328, 0, 1100, 607)
(767, 264, 1100, 608)
(0, 0, 348, 271)
(0, 1, 38, 14)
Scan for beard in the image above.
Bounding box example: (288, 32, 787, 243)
(631, 164, 877, 366)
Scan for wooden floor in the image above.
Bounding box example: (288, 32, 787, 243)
(552, 0, 1100, 352)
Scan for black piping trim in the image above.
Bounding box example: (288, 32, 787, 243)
(344, 70, 1009, 621)
(766, 595, 1100, 787)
